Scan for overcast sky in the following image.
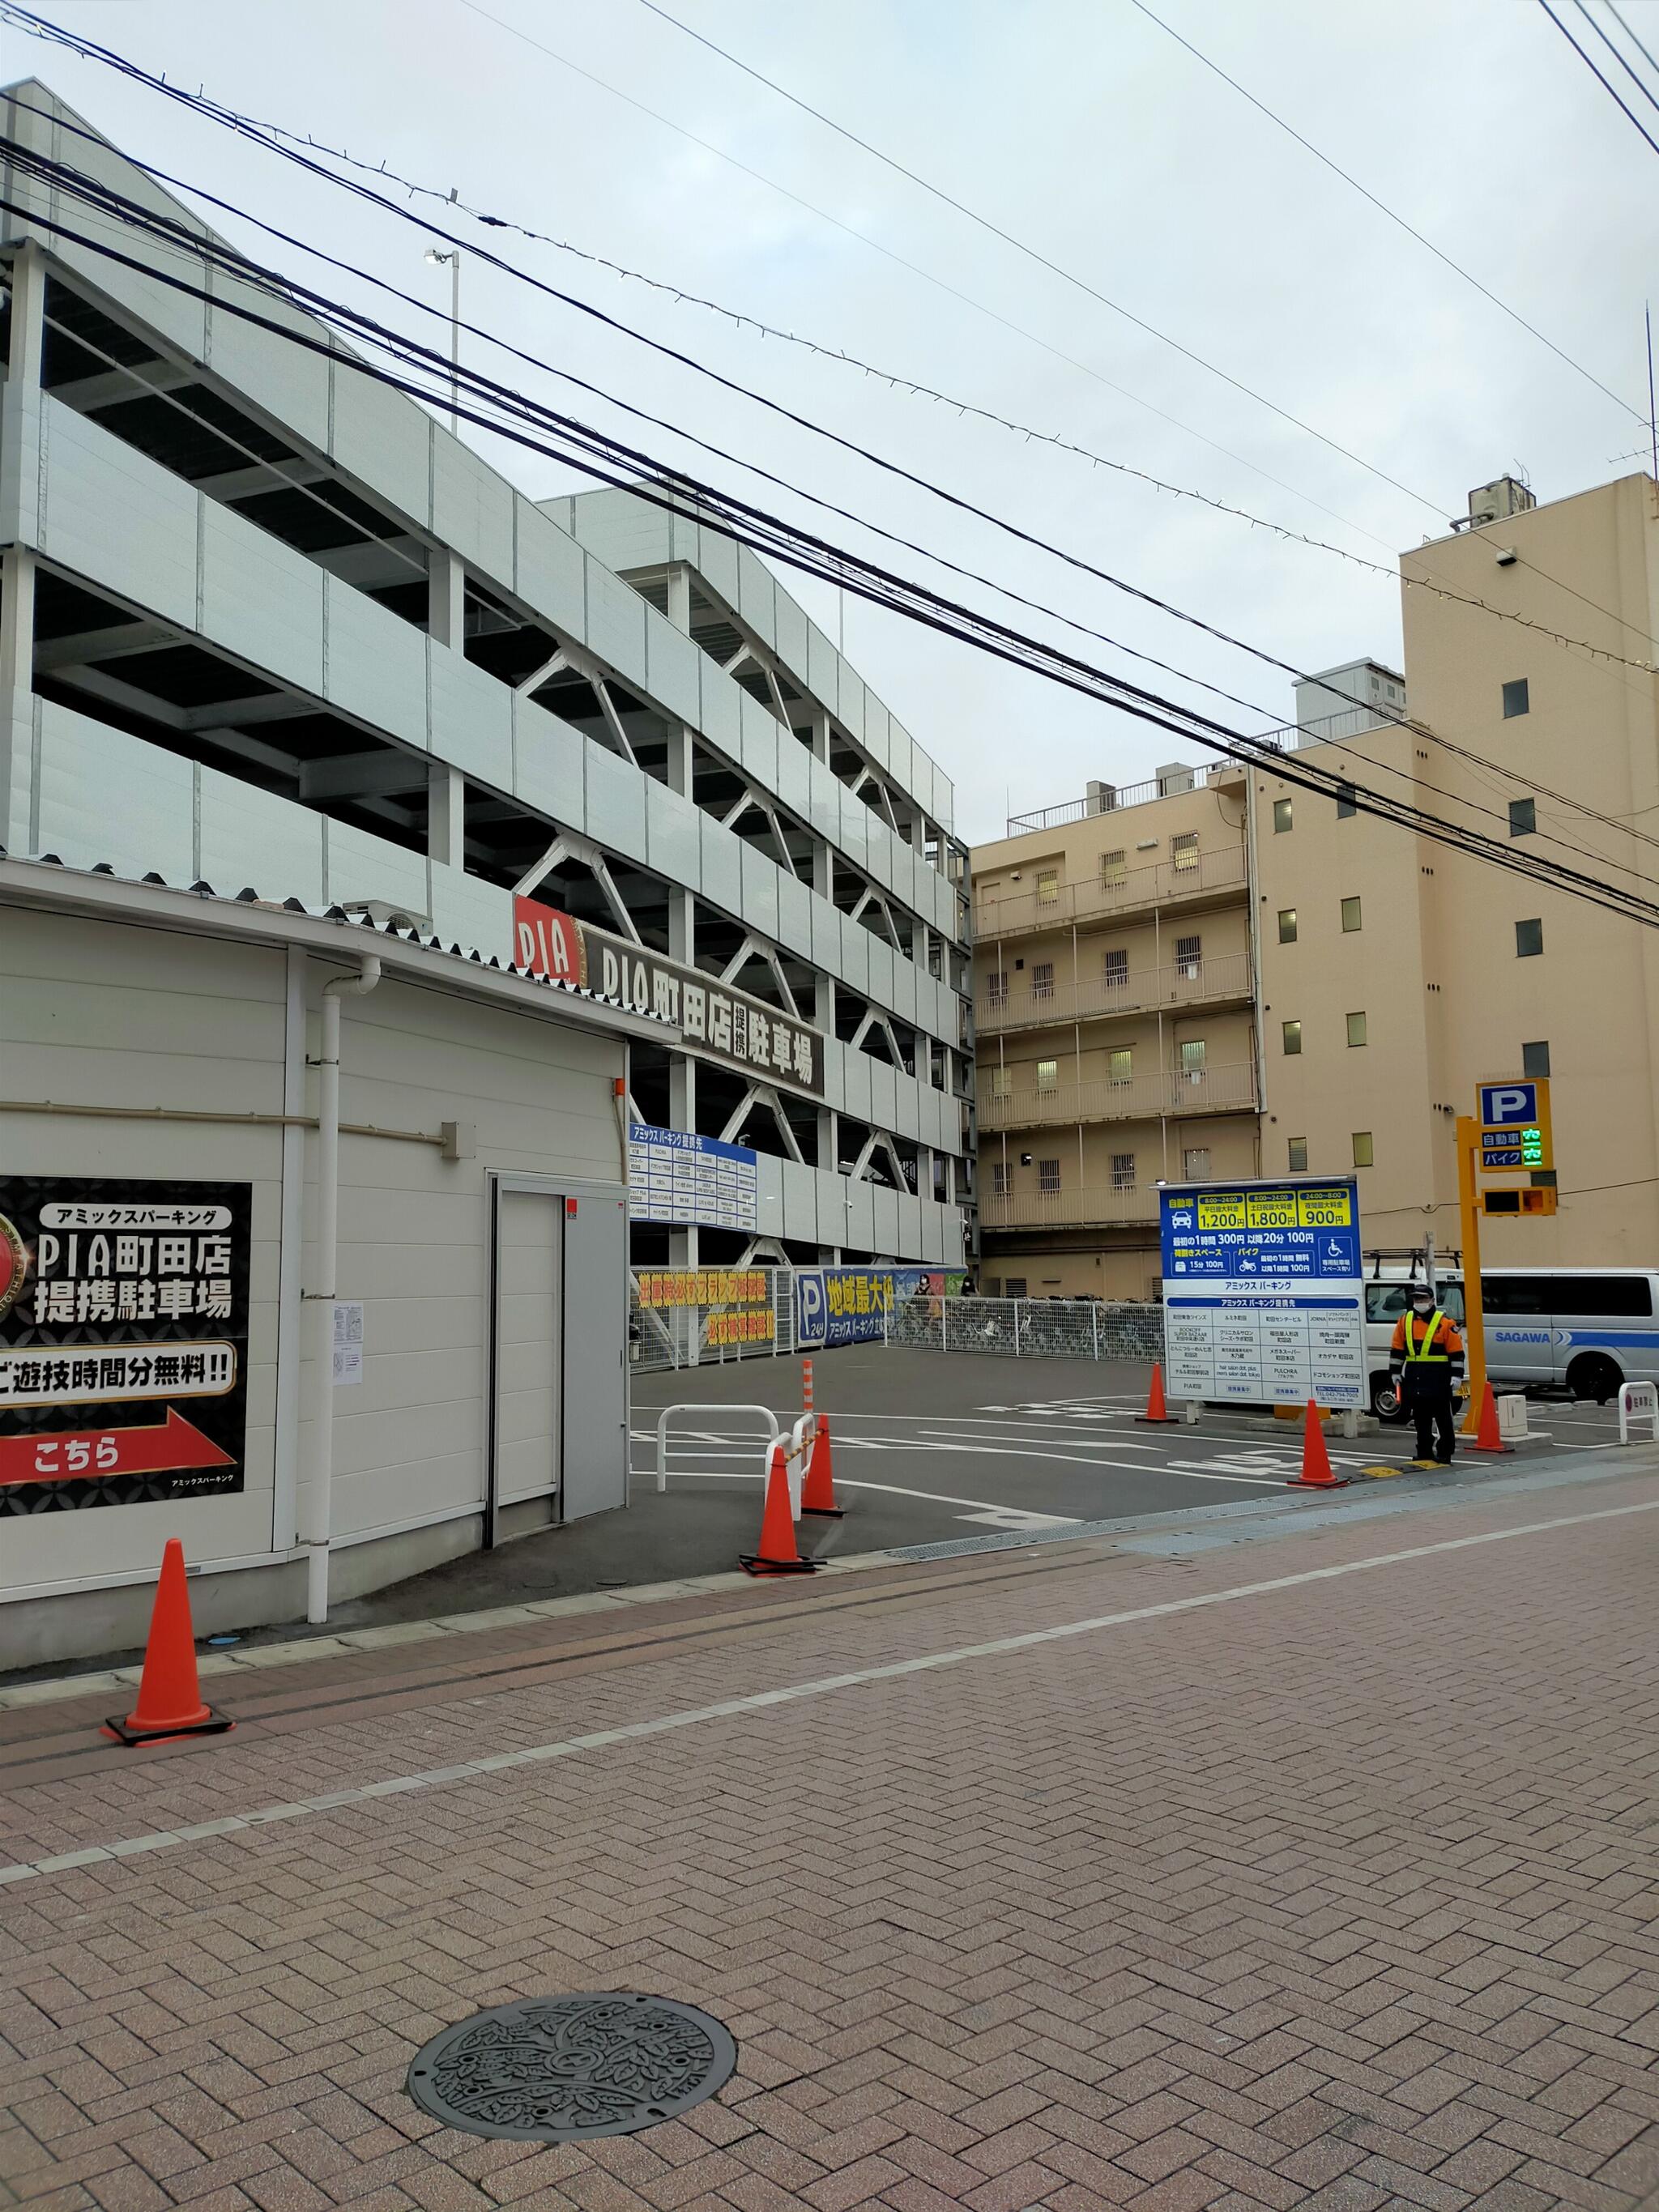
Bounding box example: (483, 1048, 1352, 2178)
(11, 0, 1658, 841)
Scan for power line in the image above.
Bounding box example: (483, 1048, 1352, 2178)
(1126, 0, 1648, 423)
(6, 35, 1656, 693)
(1606, 0, 1659, 82)
(7, 87, 1658, 720)
(2, 0, 1420, 564)
(1570, 0, 1659, 113)
(15, 123, 1659, 897)
(18, 113, 1659, 901)
(629, 0, 1450, 520)
(11, 176, 1659, 943)
(1539, 0, 1659, 153)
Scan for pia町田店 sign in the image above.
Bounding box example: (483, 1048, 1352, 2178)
(513, 894, 825, 1097)
(0, 1177, 252, 1513)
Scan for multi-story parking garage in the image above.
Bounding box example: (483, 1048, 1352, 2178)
(0, 81, 975, 1276)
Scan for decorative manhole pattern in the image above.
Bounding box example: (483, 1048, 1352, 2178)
(405, 1993, 738, 2142)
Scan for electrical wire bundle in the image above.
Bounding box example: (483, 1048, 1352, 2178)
(6, 122, 1658, 944)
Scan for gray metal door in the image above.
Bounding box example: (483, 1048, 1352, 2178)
(493, 1189, 563, 1516)
(560, 1189, 629, 1520)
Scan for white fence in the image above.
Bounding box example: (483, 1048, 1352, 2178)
(629, 1268, 1164, 1372)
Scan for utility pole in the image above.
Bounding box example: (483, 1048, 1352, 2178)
(424, 242, 462, 434)
(1455, 1115, 1486, 1434)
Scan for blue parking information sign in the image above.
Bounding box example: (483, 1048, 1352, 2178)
(1159, 1177, 1366, 1408)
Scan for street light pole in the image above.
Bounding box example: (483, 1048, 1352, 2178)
(423, 245, 461, 434)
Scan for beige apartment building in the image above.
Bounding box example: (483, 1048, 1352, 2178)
(972, 469, 1659, 1298)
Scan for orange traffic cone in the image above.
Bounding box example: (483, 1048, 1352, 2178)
(1470, 1380, 1512, 1455)
(1286, 1400, 1350, 1489)
(1137, 1361, 1177, 1424)
(102, 1539, 234, 1745)
(800, 1415, 842, 1517)
(740, 1443, 819, 1575)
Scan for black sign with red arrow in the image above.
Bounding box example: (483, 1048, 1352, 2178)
(0, 1177, 251, 1515)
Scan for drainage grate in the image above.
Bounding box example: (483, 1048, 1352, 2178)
(406, 1993, 737, 2142)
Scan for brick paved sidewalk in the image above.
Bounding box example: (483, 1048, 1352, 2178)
(5, 1468, 1659, 2211)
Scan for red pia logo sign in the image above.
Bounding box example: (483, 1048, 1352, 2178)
(512, 896, 588, 988)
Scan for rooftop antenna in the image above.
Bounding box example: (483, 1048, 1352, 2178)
(1648, 304, 1658, 482)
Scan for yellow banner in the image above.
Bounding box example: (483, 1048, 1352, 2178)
(1295, 1188, 1353, 1228)
(1196, 1193, 1249, 1232)
(636, 1269, 770, 1310)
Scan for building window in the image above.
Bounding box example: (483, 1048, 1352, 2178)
(1171, 831, 1199, 872)
(1516, 918, 1544, 957)
(992, 1161, 1012, 1196)
(1103, 947, 1128, 989)
(987, 969, 1008, 1004)
(1282, 1019, 1302, 1055)
(1352, 1131, 1374, 1168)
(1035, 1058, 1060, 1092)
(1038, 1157, 1061, 1195)
(1032, 961, 1055, 999)
(1502, 677, 1530, 718)
(1336, 784, 1357, 819)
(1179, 1038, 1206, 1079)
(1341, 895, 1363, 932)
(1346, 1010, 1367, 1047)
(1183, 1146, 1212, 1180)
(1273, 798, 1294, 833)
(1288, 1136, 1308, 1172)
(1508, 797, 1536, 837)
(1101, 848, 1126, 884)
(991, 1066, 1012, 1097)
(1035, 867, 1060, 904)
(1108, 1046, 1133, 1085)
(1278, 907, 1298, 944)
(1111, 1151, 1137, 1191)
(1175, 933, 1201, 979)
(1522, 1039, 1550, 1077)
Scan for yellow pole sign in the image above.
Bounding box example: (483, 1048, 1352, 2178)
(1455, 1114, 1486, 1434)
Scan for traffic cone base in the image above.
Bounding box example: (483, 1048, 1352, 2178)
(740, 1445, 820, 1576)
(1471, 1380, 1513, 1455)
(102, 1537, 233, 1746)
(799, 1415, 842, 1517)
(1137, 1361, 1177, 1424)
(1286, 1398, 1350, 1488)
(102, 1708, 233, 1747)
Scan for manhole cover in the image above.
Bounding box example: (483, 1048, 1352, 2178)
(405, 1993, 737, 2142)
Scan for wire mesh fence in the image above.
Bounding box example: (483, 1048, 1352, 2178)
(630, 1268, 1164, 1371)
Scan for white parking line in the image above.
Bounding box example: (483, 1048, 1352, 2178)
(8, 1492, 1654, 1891)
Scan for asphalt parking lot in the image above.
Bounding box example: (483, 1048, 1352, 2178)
(634, 1343, 1627, 1548)
(2, 1346, 1629, 1684)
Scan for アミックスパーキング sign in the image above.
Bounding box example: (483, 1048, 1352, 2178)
(0, 1178, 251, 1513)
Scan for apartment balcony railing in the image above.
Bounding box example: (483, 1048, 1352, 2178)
(979, 1185, 1158, 1230)
(1004, 761, 1243, 835)
(973, 842, 1247, 941)
(977, 950, 1252, 1034)
(978, 1059, 1258, 1131)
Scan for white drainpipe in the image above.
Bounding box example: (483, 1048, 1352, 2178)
(302, 953, 382, 1622)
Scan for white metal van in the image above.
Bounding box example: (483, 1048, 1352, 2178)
(1363, 1267, 1659, 1419)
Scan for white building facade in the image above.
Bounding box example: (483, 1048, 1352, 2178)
(0, 82, 975, 1278)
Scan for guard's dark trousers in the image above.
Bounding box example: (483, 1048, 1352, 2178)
(1404, 1371, 1456, 1464)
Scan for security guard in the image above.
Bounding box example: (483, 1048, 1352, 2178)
(1388, 1286, 1465, 1466)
